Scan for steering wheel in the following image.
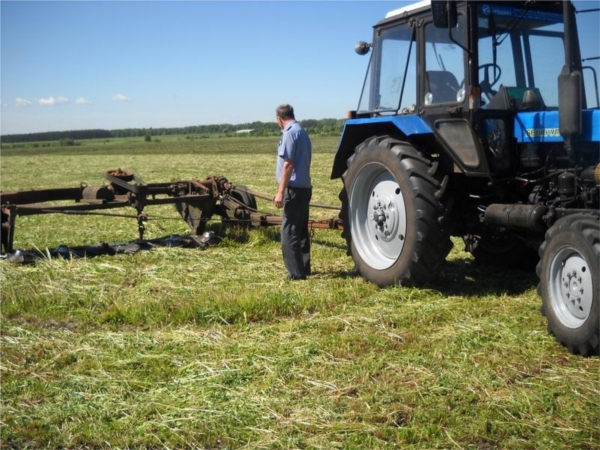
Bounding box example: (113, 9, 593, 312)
(479, 63, 502, 87)
(479, 63, 502, 101)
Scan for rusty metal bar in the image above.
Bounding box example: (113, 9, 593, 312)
(9, 194, 213, 216)
(13, 202, 130, 215)
(1, 187, 84, 205)
(232, 186, 341, 211)
(246, 213, 343, 230)
(7, 205, 16, 254)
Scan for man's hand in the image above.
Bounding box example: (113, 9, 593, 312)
(275, 159, 294, 209)
(274, 192, 284, 209)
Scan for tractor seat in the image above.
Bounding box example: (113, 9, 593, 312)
(426, 70, 460, 103)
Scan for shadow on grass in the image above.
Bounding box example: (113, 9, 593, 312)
(328, 257, 539, 298)
(311, 238, 347, 251)
(3, 233, 220, 263)
(223, 226, 281, 244)
(433, 258, 538, 296)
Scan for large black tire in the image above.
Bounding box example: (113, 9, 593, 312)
(340, 136, 453, 287)
(463, 230, 540, 272)
(537, 214, 599, 356)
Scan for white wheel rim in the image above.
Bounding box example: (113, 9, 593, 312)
(549, 245, 594, 328)
(349, 162, 407, 270)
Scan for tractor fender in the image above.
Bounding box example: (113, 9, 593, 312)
(331, 116, 433, 179)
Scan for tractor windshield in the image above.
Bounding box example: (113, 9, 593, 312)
(357, 2, 599, 114)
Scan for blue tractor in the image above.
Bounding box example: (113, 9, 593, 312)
(332, 0, 599, 355)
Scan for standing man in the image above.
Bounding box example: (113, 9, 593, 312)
(273, 104, 312, 280)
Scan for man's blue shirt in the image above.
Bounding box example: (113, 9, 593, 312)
(276, 120, 312, 188)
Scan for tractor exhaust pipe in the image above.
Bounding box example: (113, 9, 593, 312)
(484, 204, 549, 232)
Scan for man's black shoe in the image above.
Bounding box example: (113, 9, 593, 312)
(286, 274, 307, 281)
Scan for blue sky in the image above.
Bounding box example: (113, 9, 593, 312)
(1, 1, 401, 134)
(1, 1, 598, 135)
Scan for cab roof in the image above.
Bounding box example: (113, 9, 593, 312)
(385, 0, 431, 20)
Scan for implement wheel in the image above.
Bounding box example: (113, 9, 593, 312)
(538, 214, 599, 356)
(340, 136, 453, 287)
(222, 185, 257, 229)
(231, 186, 257, 211)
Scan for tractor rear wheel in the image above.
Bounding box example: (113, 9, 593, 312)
(537, 214, 599, 356)
(340, 136, 453, 287)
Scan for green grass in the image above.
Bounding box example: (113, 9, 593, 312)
(1, 136, 599, 449)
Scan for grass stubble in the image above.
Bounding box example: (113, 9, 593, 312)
(1, 136, 599, 449)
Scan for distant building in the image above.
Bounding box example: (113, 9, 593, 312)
(235, 129, 255, 134)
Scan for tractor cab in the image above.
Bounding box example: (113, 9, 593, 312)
(355, 1, 590, 115)
(333, 0, 599, 179)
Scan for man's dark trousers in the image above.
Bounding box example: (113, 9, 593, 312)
(282, 186, 312, 279)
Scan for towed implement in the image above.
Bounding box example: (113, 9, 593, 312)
(0, 169, 342, 259)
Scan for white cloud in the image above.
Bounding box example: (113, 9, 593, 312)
(16, 98, 33, 106)
(76, 97, 91, 105)
(39, 96, 69, 106)
(112, 93, 129, 102)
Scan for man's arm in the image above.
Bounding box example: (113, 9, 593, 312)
(274, 159, 294, 209)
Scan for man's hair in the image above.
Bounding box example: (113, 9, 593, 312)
(276, 104, 295, 120)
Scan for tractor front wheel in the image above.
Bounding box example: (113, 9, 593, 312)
(340, 136, 453, 287)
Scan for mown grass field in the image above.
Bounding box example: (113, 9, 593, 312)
(1, 135, 598, 449)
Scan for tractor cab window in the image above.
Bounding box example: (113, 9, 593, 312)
(357, 23, 417, 114)
(578, 6, 600, 109)
(424, 15, 467, 106)
(477, 3, 565, 109)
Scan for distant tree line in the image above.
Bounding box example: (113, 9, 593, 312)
(0, 119, 346, 144)
(1, 129, 112, 144)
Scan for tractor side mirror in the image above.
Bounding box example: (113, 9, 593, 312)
(354, 41, 371, 56)
(432, 0, 457, 28)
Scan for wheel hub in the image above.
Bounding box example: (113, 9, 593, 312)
(367, 179, 401, 247)
(370, 198, 397, 238)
